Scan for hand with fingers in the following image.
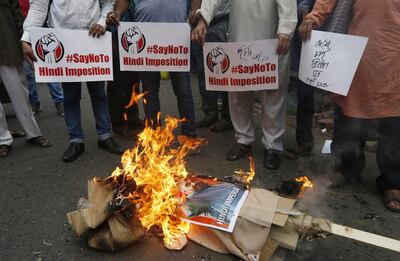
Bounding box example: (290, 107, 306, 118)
(40, 33, 60, 63)
(22, 41, 37, 68)
(191, 17, 208, 45)
(126, 26, 142, 54)
(188, 9, 200, 28)
(106, 10, 121, 27)
(298, 19, 318, 42)
(89, 23, 106, 38)
(210, 46, 226, 74)
(276, 33, 291, 56)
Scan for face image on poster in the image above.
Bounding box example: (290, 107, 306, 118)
(178, 176, 248, 232)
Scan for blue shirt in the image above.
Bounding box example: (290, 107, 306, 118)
(133, 0, 188, 23)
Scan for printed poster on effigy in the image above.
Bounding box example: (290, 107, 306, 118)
(118, 22, 190, 72)
(30, 28, 113, 82)
(299, 30, 368, 96)
(179, 176, 249, 232)
(203, 39, 279, 92)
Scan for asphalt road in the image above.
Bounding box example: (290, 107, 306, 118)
(1, 75, 399, 261)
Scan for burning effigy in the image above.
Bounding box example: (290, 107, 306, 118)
(67, 113, 400, 260)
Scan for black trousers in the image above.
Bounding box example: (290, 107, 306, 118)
(331, 105, 400, 191)
(107, 49, 140, 132)
(296, 79, 315, 146)
(192, 18, 230, 120)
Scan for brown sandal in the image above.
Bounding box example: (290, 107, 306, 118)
(26, 136, 52, 148)
(0, 145, 10, 157)
(384, 189, 400, 213)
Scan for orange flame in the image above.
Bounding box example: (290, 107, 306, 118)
(234, 156, 256, 187)
(110, 115, 204, 246)
(125, 84, 146, 110)
(295, 176, 314, 198)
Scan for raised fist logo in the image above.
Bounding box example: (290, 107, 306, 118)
(35, 33, 64, 63)
(121, 26, 146, 54)
(206, 46, 230, 74)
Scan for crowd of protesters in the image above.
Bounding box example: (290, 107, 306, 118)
(0, 0, 399, 212)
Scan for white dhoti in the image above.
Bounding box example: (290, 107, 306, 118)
(0, 65, 42, 146)
(229, 89, 287, 151)
(201, 0, 297, 152)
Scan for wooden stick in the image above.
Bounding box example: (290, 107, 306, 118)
(329, 223, 400, 253)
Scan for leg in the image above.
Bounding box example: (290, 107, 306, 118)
(0, 65, 42, 139)
(22, 61, 40, 110)
(140, 71, 161, 125)
(229, 91, 255, 145)
(193, 42, 218, 124)
(260, 90, 287, 152)
(375, 117, 400, 212)
(62, 82, 84, 142)
(47, 82, 64, 104)
(376, 117, 400, 191)
(125, 72, 141, 128)
(296, 80, 315, 147)
(0, 101, 13, 147)
(226, 91, 254, 161)
(169, 72, 196, 135)
(331, 104, 368, 183)
(260, 90, 287, 169)
(86, 82, 112, 141)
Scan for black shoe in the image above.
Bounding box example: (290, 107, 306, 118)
(226, 143, 251, 161)
(264, 149, 281, 170)
(31, 103, 41, 115)
(63, 142, 85, 162)
(210, 118, 233, 132)
(196, 115, 218, 128)
(285, 144, 313, 160)
(98, 137, 124, 154)
(55, 103, 64, 117)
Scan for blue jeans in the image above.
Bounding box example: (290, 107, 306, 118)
(140, 71, 196, 135)
(23, 62, 63, 106)
(62, 82, 112, 143)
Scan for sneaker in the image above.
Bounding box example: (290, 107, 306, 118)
(55, 103, 64, 117)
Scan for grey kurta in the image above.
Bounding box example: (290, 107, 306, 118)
(201, 0, 297, 88)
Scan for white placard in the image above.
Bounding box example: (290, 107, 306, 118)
(118, 22, 190, 72)
(299, 30, 368, 96)
(322, 140, 332, 154)
(31, 28, 113, 82)
(204, 40, 279, 92)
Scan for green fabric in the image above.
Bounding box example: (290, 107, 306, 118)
(0, 0, 24, 65)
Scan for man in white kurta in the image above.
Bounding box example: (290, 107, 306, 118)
(193, 0, 297, 169)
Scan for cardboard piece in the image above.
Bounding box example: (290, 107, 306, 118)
(188, 189, 281, 261)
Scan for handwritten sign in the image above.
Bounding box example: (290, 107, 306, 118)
(299, 30, 368, 96)
(204, 40, 279, 92)
(31, 28, 113, 82)
(118, 22, 190, 72)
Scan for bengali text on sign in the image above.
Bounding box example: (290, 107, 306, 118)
(204, 39, 279, 92)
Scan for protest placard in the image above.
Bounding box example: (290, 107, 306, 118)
(204, 39, 279, 92)
(31, 28, 113, 83)
(299, 30, 368, 96)
(179, 176, 249, 232)
(118, 22, 190, 72)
